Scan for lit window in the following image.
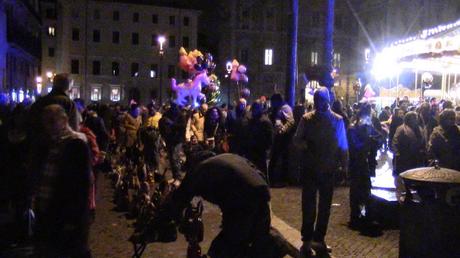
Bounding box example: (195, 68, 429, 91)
(11, 89, 17, 102)
(69, 87, 80, 99)
(91, 86, 101, 101)
(48, 26, 56, 37)
(110, 86, 121, 102)
(311, 51, 318, 65)
(264, 49, 273, 66)
(334, 53, 341, 68)
(18, 89, 24, 102)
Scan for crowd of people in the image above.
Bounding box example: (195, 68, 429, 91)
(1, 73, 460, 257)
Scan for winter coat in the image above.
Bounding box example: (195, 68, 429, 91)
(123, 113, 142, 147)
(428, 125, 460, 171)
(191, 112, 205, 142)
(392, 125, 426, 175)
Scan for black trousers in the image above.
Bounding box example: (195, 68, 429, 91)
(208, 201, 271, 258)
(349, 174, 371, 222)
(301, 172, 334, 242)
(268, 136, 290, 184)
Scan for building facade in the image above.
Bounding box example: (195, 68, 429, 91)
(357, 0, 460, 53)
(0, 0, 41, 101)
(41, 0, 199, 103)
(218, 0, 360, 102)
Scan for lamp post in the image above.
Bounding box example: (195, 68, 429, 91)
(158, 35, 166, 104)
(226, 61, 232, 105)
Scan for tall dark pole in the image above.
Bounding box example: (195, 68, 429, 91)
(286, 0, 298, 107)
(158, 36, 165, 105)
(159, 54, 163, 104)
(323, 0, 335, 102)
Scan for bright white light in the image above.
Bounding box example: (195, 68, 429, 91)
(371, 48, 400, 80)
(11, 89, 17, 102)
(264, 49, 273, 66)
(47, 87, 52, 93)
(150, 70, 156, 78)
(36, 76, 42, 83)
(46, 71, 53, 79)
(19, 90, 24, 102)
(226, 61, 232, 73)
(158, 35, 166, 50)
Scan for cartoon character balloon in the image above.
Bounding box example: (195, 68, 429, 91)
(230, 59, 249, 83)
(172, 47, 219, 107)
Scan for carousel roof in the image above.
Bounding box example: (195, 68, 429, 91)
(373, 18, 460, 77)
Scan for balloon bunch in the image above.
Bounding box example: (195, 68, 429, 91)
(204, 74, 221, 105)
(230, 59, 248, 84)
(178, 47, 216, 75)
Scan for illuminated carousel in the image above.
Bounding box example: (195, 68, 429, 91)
(371, 18, 460, 103)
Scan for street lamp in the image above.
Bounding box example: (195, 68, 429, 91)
(158, 35, 166, 104)
(225, 61, 232, 105)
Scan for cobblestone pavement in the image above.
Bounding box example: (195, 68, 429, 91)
(88, 151, 399, 258)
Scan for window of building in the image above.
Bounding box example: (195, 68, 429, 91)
(48, 47, 55, 57)
(110, 86, 121, 102)
(72, 28, 80, 41)
(151, 34, 158, 46)
(133, 12, 139, 22)
(71, 59, 79, 74)
(264, 49, 273, 65)
(131, 63, 139, 77)
(334, 52, 341, 68)
(183, 17, 190, 26)
(150, 64, 158, 78)
(168, 35, 175, 48)
(132, 33, 139, 45)
(113, 11, 119, 21)
(112, 31, 119, 44)
(112, 62, 119, 76)
(69, 87, 80, 99)
(182, 36, 189, 48)
(46, 8, 55, 19)
(241, 49, 249, 63)
(94, 9, 100, 20)
(91, 86, 101, 101)
(92, 61, 101, 75)
(93, 30, 100, 42)
(152, 14, 158, 24)
(240, 9, 250, 29)
(48, 26, 56, 37)
(168, 65, 175, 78)
(71, 9, 79, 19)
(312, 12, 320, 27)
(311, 51, 318, 65)
(169, 15, 175, 25)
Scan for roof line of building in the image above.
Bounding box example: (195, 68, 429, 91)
(93, 0, 201, 11)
